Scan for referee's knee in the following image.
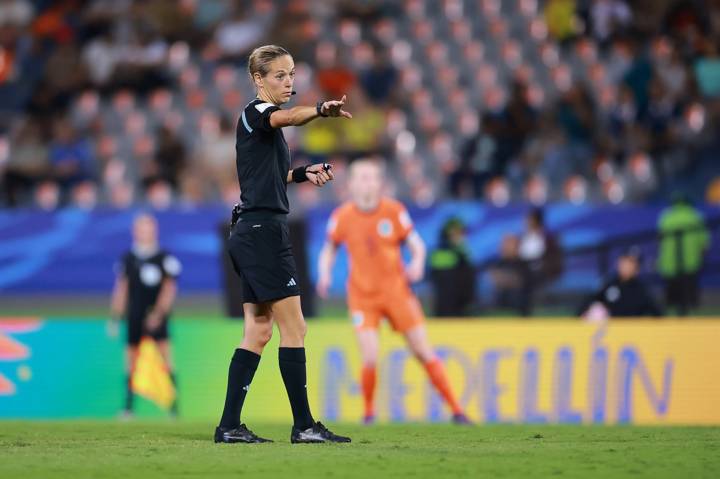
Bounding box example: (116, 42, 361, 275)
(243, 323, 273, 351)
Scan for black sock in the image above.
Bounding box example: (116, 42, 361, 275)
(279, 347, 314, 430)
(169, 372, 178, 416)
(125, 374, 133, 412)
(218, 348, 261, 429)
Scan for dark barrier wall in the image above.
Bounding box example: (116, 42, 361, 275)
(0, 204, 718, 294)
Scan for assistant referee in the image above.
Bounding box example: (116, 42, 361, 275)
(215, 45, 352, 444)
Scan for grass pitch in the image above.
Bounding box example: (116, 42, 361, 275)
(0, 421, 718, 478)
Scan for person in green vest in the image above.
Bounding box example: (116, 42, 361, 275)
(657, 193, 709, 316)
(429, 217, 476, 317)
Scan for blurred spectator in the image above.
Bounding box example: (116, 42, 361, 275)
(622, 38, 653, 112)
(503, 81, 537, 166)
(488, 234, 530, 315)
(589, 0, 632, 43)
(206, 5, 271, 63)
(339, 88, 386, 157)
(641, 77, 677, 161)
(151, 125, 186, 190)
(82, 32, 122, 89)
(112, 29, 170, 94)
(78, 0, 132, 40)
(518, 208, 564, 316)
(0, 0, 34, 27)
(555, 84, 594, 174)
(298, 114, 341, 162)
(196, 114, 236, 198)
(3, 119, 49, 206)
(109, 180, 134, 208)
(449, 87, 509, 198)
(316, 42, 356, 98)
(70, 180, 98, 209)
(577, 247, 662, 319)
(429, 217, 476, 317)
(623, 152, 658, 201)
(140, 0, 194, 41)
(657, 194, 709, 316)
(694, 41, 720, 98)
(654, 42, 688, 101)
(145, 178, 173, 209)
(34, 41, 89, 114)
(359, 48, 397, 105)
(34, 180, 60, 211)
(608, 84, 637, 138)
(707, 178, 720, 205)
(545, 0, 581, 42)
(48, 119, 96, 192)
(189, 0, 232, 34)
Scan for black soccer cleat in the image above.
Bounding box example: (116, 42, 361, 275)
(214, 424, 272, 444)
(291, 421, 352, 444)
(452, 413, 474, 425)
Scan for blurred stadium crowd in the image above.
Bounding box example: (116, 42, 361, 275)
(1, 0, 720, 210)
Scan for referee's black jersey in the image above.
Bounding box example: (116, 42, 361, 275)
(117, 250, 182, 320)
(236, 98, 290, 216)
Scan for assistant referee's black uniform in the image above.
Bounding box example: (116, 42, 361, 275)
(118, 249, 181, 344)
(227, 99, 301, 303)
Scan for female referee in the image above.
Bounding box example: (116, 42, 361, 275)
(215, 45, 352, 444)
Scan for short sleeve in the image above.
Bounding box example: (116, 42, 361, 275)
(327, 209, 345, 245)
(162, 254, 182, 279)
(395, 204, 414, 241)
(242, 101, 280, 133)
(113, 253, 129, 276)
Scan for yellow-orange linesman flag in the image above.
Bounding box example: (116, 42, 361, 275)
(131, 337, 175, 409)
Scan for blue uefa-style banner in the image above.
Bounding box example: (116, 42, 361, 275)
(0, 204, 718, 294)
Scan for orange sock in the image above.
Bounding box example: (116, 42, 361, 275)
(361, 365, 377, 417)
(423, 358, 463, 415)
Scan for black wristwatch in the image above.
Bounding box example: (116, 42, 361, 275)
(316, 101, 328, 117)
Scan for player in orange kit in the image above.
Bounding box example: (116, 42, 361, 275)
(317, 158, 470, 425)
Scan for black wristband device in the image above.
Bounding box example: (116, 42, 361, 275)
(316, 101, 328, 117)
(292, 163, 331, 183)
(292, 165, 309, 183)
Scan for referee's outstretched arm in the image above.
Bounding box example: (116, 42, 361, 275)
(270, 95, 353, 128)
(274, 97, 349, 187)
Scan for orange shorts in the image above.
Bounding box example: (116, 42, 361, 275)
(347, 289, 425, 333)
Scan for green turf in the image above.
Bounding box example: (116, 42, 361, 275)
(0, 422, 718, 478)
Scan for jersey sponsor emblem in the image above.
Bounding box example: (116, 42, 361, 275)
(287, 277, 297, 287)
(255, 102, 275, 113)
(351, 311, 365, 327)
(140, 264, 162, 287)
(377, 219, 393, 237)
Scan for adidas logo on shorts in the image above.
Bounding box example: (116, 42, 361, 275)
(287, 277, 297, 287)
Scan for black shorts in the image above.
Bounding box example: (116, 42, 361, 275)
(127, 314, 169, 346)
(227, 216, 301, 304)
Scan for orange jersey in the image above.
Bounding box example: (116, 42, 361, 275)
(327, 198, 414, 297)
